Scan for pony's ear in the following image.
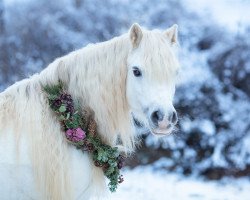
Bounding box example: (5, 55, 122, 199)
(164, 24, 178, 45)
(129, 23, 143, 48)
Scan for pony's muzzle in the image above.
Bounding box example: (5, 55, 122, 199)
(150, 109, 178, 134)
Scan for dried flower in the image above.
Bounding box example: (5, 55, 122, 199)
(66, 128, 86, 142)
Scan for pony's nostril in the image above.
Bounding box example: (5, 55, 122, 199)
(151, 110, 164, 125)
(171, 111, 178, 125)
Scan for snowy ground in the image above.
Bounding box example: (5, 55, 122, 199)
(110, 166, 250, 200)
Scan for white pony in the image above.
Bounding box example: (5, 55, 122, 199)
(0, 23, 179, 200)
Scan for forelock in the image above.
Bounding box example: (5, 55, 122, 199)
(139, 30, 179, 82)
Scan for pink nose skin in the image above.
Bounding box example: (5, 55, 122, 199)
(158, 117, 170, 130)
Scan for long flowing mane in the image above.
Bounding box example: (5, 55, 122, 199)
(0, 33, 135, 199)
(40, 34, 135, 149)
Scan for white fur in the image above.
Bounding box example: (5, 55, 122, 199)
(0, 24, 179, 200)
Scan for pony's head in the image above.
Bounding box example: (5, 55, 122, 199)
(126, 24, 179, 136)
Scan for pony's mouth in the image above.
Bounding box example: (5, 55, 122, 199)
(150, 125, 173, 136)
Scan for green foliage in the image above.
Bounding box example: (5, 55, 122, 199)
(43, 81, 63, 96)
(59, 105, 66, 112)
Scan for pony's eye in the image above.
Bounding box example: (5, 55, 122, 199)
(132, 67, 142, 77)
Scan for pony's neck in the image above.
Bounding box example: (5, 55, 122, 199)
(41, 34, 135, 151)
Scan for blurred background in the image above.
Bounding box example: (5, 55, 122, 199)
(0, 0, 249, 199)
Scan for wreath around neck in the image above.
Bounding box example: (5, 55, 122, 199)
(43, 81, 124, 192)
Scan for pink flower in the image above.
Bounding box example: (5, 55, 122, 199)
(66, 128, 86, 142)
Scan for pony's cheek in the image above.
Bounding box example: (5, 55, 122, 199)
(126, 88, 144, 113)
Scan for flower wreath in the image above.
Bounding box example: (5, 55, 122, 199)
(43, 82, 124, 192)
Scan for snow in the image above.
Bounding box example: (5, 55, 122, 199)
(181, 119, 215, 136)
(185, 0, 250, 31)
(152, 157, 175, 168)
(110, 166, 250, 200)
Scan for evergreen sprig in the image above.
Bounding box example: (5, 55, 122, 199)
(43, 82, 124, 192)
